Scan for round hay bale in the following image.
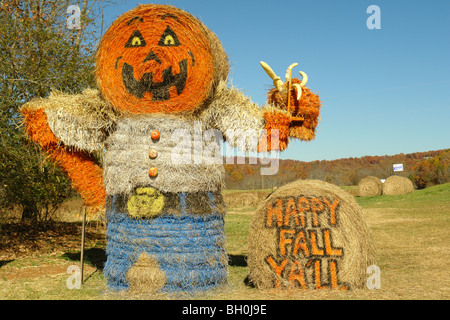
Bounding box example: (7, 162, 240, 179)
(224, 190, 271, 207)
(224, 192, 258, 207)
(247, 179, 375, 290)
(357, 176, 382, 197)
(382, 176, 414, 195)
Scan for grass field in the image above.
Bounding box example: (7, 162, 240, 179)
(0, 183, 449, 300)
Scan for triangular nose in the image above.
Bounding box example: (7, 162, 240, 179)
(143, 51, 161, 64)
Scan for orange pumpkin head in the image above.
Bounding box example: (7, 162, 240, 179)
(96, 4, 228, 114)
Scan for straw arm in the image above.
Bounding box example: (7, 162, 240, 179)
(197, 80, 289, 152)
(199, 80, 264, 152)
(20, 102, 107, 214)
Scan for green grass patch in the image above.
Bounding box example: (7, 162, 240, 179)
(224, 213, 253, 255)
(356, 182, 450, 209)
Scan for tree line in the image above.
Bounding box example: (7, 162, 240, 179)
(224, 149, 450, 190)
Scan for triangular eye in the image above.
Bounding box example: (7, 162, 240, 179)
(125, 30, 146, 47)
(158, 26, 180, 46)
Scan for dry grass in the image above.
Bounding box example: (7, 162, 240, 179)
(1, 184, 449, 300)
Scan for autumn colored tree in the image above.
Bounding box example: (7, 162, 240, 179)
(412, 160, 433, 189)
(412, 150, 450, 189)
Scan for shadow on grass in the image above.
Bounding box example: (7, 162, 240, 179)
(228, 254, 247, 267)
(63, 251, 249, 270)
(0, 260, 14, 267)
(228, 254, 256, 288)
(62, 247, 106, 271)
(61, 251, 257, 287)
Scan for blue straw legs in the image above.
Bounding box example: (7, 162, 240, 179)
(103, 192, 228, 293)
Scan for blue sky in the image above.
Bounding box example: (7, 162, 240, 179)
(100, 0, 450, 162)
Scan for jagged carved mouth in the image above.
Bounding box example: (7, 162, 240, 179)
(122, 59, 188, 101)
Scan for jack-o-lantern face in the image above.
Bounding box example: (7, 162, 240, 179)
(96, 5, 227, 114)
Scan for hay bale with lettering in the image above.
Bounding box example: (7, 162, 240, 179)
(357, 176, 382, 197)
(382, 176, 414, 195)
(247, 179, 375, 290)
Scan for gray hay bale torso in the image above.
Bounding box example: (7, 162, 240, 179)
(103, 114, 225, 195)
(35, 85, 266, 196)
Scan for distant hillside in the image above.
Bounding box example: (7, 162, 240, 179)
(224, 149, 449, 190)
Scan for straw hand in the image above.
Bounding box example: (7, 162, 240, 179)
(260, 61, 308, 121)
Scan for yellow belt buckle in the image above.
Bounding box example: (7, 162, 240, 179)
(127, 187, 165, 218)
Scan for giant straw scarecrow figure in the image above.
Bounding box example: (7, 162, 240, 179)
(21, 4, 321, 293)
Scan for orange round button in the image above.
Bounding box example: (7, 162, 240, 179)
(151, 130, 160, 140)
(148, 167, 158, 177)
(149, 149, 158, 159)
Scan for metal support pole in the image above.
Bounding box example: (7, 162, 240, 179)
(80, 207, 86, 285)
